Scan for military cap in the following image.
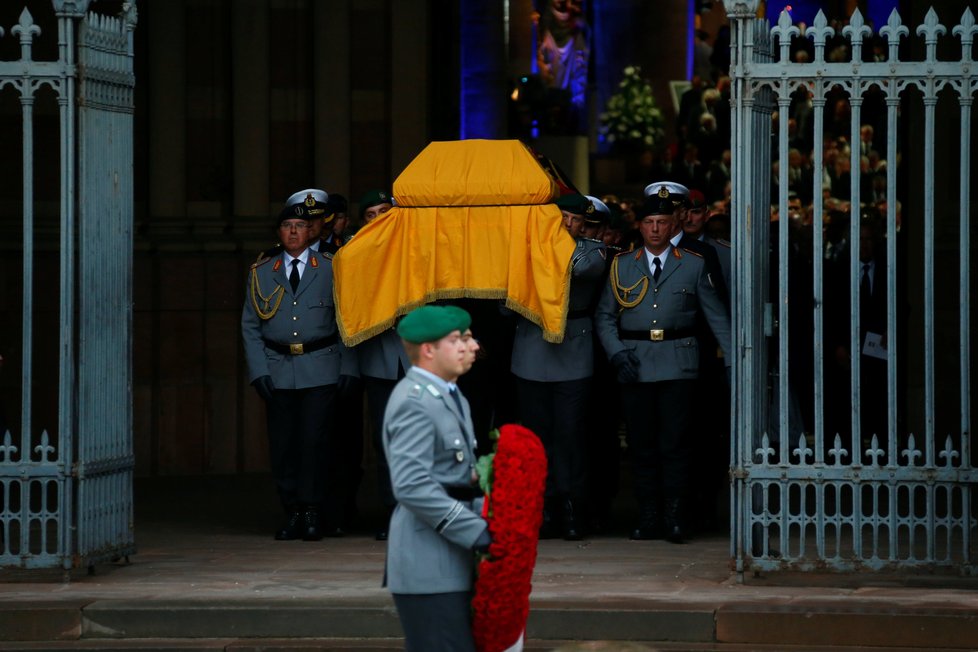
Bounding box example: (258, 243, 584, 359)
(687, 189, 708, 209)
(584, 195, 611, 225)
(279, 188, 330, 225)
(397, 305, 472, 344)
(643, 181, 690, 199)
(637, 192, 676, 218)
(359, 189, 393, 217)
(554, 193, 595, 217)
(325, 193, 348, 215)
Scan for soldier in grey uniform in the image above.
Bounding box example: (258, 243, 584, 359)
(352, 189, 404, 540)
(383, 305, 491, 652)
(511, 194, 606, 540)
(241, 189, 355, 541)
(684, 188, 731, 290)
(595, 189, 731, 543)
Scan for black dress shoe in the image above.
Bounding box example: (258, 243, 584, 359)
(562, 499, 584, 541)
(374, 528, 388, 542)
(663, 498, 686, 544)
(629, 524, 661, 540)
(275, 510, 303, 541)
(302, 508, 323, 541)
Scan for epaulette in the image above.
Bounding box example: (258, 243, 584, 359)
(584, 237, 604, 244)
(680, 246, 703, 258)
(251, 254, 274, 270)
(320, 249, 334, 260)
(715, 238, 732, 248)
(408, 384, 423, 399)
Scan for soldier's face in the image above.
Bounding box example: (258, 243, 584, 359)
(426, 330, 467, 382)
(460, 329, 480, 373)
(684, 207, 708, 237)
(307, 217, 324, 241)
(364, 203, 392, 224)
(562, 211, 585, 238)
(279, 219, 310, 255)
(581, 222, 605, 240)
(333, 213, 349, 235)
(639, 213, 676, 253)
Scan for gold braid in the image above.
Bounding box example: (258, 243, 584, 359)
(609, 254, 648, 309)
(250, 267, 285, 320)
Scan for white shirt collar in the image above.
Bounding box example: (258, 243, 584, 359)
(283, 248, 309, 267)
(644, 246, 672, 271)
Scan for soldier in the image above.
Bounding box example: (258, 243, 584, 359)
(595, 189, 731, 543)
(511, 194, 606, 540)
(683, 189, 731, 291)
(354, 188, 406, 540)
(383, 305, 490, 652)
(241, 189, 355, 541)
(321, 193, 350, 254)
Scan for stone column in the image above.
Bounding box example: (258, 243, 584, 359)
(314, 0, 352, 196)
(390, 0, 429, 175)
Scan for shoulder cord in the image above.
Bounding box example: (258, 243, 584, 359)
(250, 267, 285, 320)
(609, 255, 648, 309)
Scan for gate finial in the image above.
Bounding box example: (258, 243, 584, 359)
(842, 9, 872, 63)
(880, 9, 909, 64)
(952, 8, 977, 63)
(806, 11, 835, 64)
(772, 11, 800, 63)
(917, 9, 947, 64)
(12, 8, 41, 63)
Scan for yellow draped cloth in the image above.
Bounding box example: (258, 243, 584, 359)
(333, 139, 576, 346)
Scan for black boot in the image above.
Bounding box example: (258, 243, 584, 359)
(539, 498, 559, 539)
(302, 506, 323, 541)
(562, 498, 583, 541)
(629, 505, 661, 540)
(275, 508, 303, 541)
(663, 498, 686, 544)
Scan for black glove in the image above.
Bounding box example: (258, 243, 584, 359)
(337, 374, 361, 398)
(472, 528, 492, 554)
(252, 375, 275, 402)
(610, 350, 640, 383)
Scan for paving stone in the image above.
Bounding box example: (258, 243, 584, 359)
(0, 602, 87, 642)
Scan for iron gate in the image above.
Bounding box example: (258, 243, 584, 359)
(0, 0, 137, 573)
(726, 0, 977, 574)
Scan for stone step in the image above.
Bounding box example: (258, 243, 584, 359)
(3, 600, 977, 649)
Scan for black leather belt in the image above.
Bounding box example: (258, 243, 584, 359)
(446, 486, 483, 501)
(619, 328, 696, 342)
(263, 334, 337, 355)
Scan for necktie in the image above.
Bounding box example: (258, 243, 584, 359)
(652, 257, 662, 282)
(289, 259, 300, 293)
(449, 387, 464, 414)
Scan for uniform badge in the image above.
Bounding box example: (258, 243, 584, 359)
(304, 193, 316, 207)
(455, 451, 465, 463)
(309, 255, 319, 268)
(658, 186, 670, 199)
(273, 259, 282, 271)
(426, 384, 441, 397)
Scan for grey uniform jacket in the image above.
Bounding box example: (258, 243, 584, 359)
(355, 327, 411, 380)
(383, 368, 488, 594)
(511, 238, 607, 382)
(241, 249, 353, 389)
(703, 235, 732, 294)
(595, 246, 732, 382)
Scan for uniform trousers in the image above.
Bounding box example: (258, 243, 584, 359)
(620, 379, 696, 509)
(266, 384, 336, 509)
(515, 377, 590, 498)
(363, 376, 398, 509)
(392, 591, 476, 652)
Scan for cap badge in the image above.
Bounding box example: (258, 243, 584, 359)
(658, 187, 670, 198)
(304, 193, 316, 207)
(294, 206, 303, 216)
(586, 204, 595, 214)
(379, 192, 388, 200)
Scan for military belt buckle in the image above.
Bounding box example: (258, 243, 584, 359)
(289, 343, 304, 355)
(650, 329, 664, 342)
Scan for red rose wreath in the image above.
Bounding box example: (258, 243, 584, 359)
(472, 424, 547, 652)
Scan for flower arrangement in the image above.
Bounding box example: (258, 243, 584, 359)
(471, 424, 547, 652)
(598, 65, 665, 150)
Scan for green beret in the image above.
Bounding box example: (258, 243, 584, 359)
(397, 305, 472, 344)
(554, 193, 594, 217)
(359, 189, 393, 216)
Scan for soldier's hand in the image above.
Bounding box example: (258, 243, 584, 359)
(472, 528, 492, 554)
(252, 375, 275, 402)
(337, 374, 361, 397)
(610, 350, 640, 383)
